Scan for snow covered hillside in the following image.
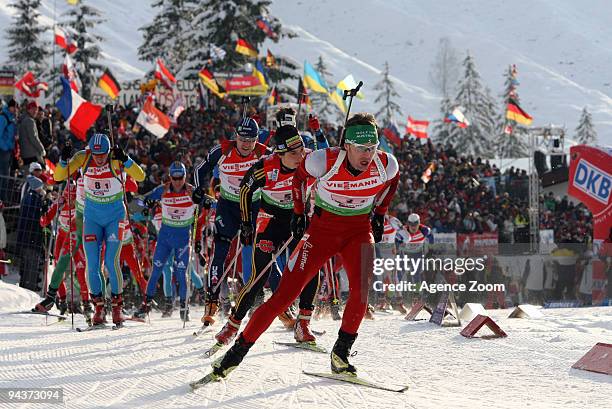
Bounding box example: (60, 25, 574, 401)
(0, 281, 610, 408)
(1, 0, 612, 144)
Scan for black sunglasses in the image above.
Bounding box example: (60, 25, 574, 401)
(171, 176, 184, 181)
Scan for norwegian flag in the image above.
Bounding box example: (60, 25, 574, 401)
(154, 59, 176, 90)
(54, 26, 78, 55)
(62, 54, 81, 92)
(14, 72, 48, 98)
(406, 116, 430, 139)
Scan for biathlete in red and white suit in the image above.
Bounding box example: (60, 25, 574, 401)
(210, 113, 399, 380)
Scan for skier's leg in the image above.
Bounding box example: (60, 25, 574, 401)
(104, 220, 124, 295)
(83, 219, 104, 296)
(162, 251, 174, 298)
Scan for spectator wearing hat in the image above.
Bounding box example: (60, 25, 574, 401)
(19, 100, 46, 170)
(20, 162, 45, 201)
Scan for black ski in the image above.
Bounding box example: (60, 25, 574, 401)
(76, 324, 108, 332)
(274, 341, 327, 353)
(203, 342, 224, 358)
(303, 371, 409, 393)
(11, 310, 68, 319)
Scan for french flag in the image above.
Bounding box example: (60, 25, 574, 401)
(444, 107, 469, 128)
(54, 26, 78, 55)
(56, 76, 102, 141)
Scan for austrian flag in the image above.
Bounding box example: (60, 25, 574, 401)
(136, 96, 170, 138)
(154, 59, 176, 89)
(406, 116, 430, 139)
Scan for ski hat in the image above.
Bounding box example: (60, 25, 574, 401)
(169, 161, 186, 178)
(29, 162, 43, 172)
(235, 117, 259, 140)
(89, 133, 111, 155)
(344, 124, 378, 146)
(27, 175, 44, 192)
(407, 213, 420, 225)
(274, 125, 304, 153)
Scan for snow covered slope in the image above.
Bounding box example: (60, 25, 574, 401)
(0, 280, 40, 313)
(0, 299, 610, 408)
(1, 0, 611, 143)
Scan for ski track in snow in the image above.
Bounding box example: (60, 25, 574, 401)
(0, 301, 610, 409)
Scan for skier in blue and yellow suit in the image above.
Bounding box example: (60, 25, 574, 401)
(54, 133, 145, 327)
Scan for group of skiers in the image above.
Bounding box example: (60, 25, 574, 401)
(30, 104, 437, 379)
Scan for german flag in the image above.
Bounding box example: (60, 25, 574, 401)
(235, 38, 258, 58)
(266, 49, 277, 68)
(506, 98, 533, 125)
(98, 68, 121, 99)
(297, 76, 311, 108)
(198, 66, 226, 98)
(267, 86, 278, 105)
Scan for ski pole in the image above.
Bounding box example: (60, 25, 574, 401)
(212, 235, 242, 294)
(240, 235, 293, 295)
(340, 81, 363, 145)
(240, 96, 250, 120)
(183, 205, 199, 328)
(66, 158, 75, 330)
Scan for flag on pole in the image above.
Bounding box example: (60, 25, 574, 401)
(267, 85, 279, 105)
(297, 76, 311, 109)
(98, 68, 121, 99)
(209, 44, 226, 61)
(14, 72, 48, 98)
(329, 86, 346, 113)
(253, 60, 269, 88)
(55, 76, 102, 141)
(266, 49, 277, 68)
(154, 59, 176, 89)
(406, 116, 430, 139)
(421, 162, 436, 184)
(506, 98, 533, 125)
(256, 17, 278, 40)
(54, 26, 77, 54)
(136, 96, 171, 138)
(303, 60, 328, 93)
(382, 123, 402, 147)
(169, 96, 185, 124)
(444, 107, 469, 128)
(62, 54, 81, 92)
(337, 74, 364, 99)
(198, 66, 226, 98)
(235, 38, 258, 58)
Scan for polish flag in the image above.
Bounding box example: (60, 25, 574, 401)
(55, 77, 102, 141)
(136, 96, 170, 138)
(406, 116, 430, 139)
(154, 59, 176, 90)
(54, 26, 78, 55)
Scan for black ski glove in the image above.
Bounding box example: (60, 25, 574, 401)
(371, 214, 385, 243)
(112, 145, 129, 163)
(192, 187, 205, 204)
(239, 221, 254, 246)
(144, 198, 157, 209)
(290, 212, 307, 240)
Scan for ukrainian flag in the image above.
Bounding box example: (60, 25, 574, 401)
(304, 60, 328, 94)
(253, 60, 269, 89)
(337, 74, 364, 99)
(328, 85, 347, 113)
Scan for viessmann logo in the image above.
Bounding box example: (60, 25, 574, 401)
(573, 159, 611, 205)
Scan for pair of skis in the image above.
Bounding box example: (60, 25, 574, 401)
(189, 370, 408, 393)
(75, 316, 146, 332)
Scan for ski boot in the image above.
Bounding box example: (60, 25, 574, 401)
(180, 301, 190, 322)
(32, 288, 58, 313)
(277, 309, 296, 329)
(69, 301, 84, 315)
(331, 329, 358, 376)
(294, 309, 316, 343)
(56, 298, 68, 316)
(201, 299, 219, 326)
(375, 299, 389, 311)
(133, 298, 152, 319)
(197, 287, 206, 307)
(215, 316, 241, 345)
(364, 304, 375, 320)
(161, 297, 174, 318)
(212, 335, 254, 379)
(91, 295, 107, 326)
(330, 299, 342, 321)
(392, 300, 407, 315)
(82, 300, 93, 325)
(111, 294, 125, 326)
